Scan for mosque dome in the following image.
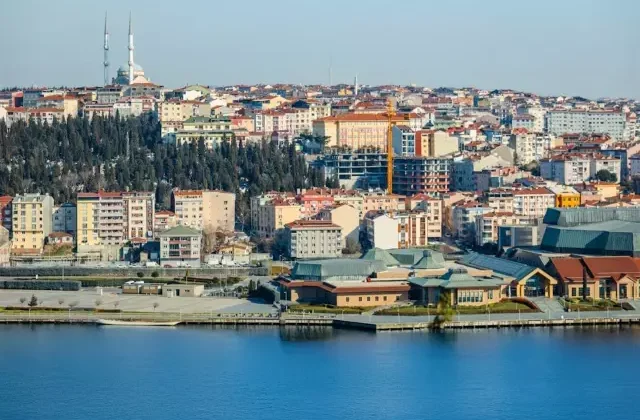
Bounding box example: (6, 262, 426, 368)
(118, 63, 144, 73)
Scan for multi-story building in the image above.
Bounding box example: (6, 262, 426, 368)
(96, 85, 123, 104)
(498, 225, 541, 248)
(11, 193, 54, 253)
(547, 109, 629, 140)
(547, 185, 580, 208)
(392, 127, 458, 158)
(285, 220, 343, 259)
(393, 157, 453, 196)
(122, 192, 155, 239)
(512, 187, 556, 219)
(362, 192, 406, 216)
(540, 153, 621, 184)
(475, 212, 533, 246)
(317, 204, 360, 247)
(4, 107, 66, 126)
(159, 225, 202, 268)
(159, 100, 211, 125)
(486, 189, 514, 213)
(171, 189, 235, 233)
(76, 192, 125, 251)
(405, 194, 443, 239)
(320, 149, 388, 190)
(0, 196, 12, 236)
(313, 112, 429, 149)
(452, 201, 492, 242)
(52, 203, 77, 234)
(508, 133, 556, 165)
(113, 96, 156, 118)
(298, 188, 335, 218)
(153, 210, 177, 238)
(511, 114, 535, 132)
(255, 199, 302, 238)
(364, 211, 431, 250)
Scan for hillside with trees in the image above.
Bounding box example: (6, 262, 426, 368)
(0, 112, 327, 229)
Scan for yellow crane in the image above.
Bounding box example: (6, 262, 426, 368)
(386, 98, 395, 194)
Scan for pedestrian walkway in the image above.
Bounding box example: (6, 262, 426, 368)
(531, 297, 564, 313)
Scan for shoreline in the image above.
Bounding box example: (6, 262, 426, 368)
(2, 313, 640, 332)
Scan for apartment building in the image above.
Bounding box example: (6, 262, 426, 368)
(513, 188, 556, 219)
(36, 95, 79, 118)
(486, 189, 514, 213)
(76, 192, 124, 249)
(285, 220, 343, 259)
(547, 185, 580, 208)
(547, 109, 629, 140)
(159, 225, 202, 268)
(364, 211, 431, 250)
(52, 203, 76, 234)
(4, 107, 65, 126)
(122, 192, 155, 239)
(320, 149, 388, 190)
(317, 204, 360, 247)
(392, 127, 458, 158)
(0, 196, 12, 235)
(252, 197, 302, 238)
(475, 212, 533, 246)
(171, 189, 235, 233)
(540, 153, 621, 184)
(153, 210, 177, 238)
(11, 193, 54, 253)
(312, 112, 429, 149)
(452, 201, 493, 242)
(511, 114, 535, 132)
(508, 133, 557, 165)
(159, 100, 211, 126)
(362, 192, 406, 216)
(405, 194, 443, 239)
(298, 188, 335, 218)
(393, 157, 453, 196)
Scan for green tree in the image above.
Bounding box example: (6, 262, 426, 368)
(595, 169, 617, 182)
(28, 294, 39, 308)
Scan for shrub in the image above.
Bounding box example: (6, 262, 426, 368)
(136, 272, 144, 278)
(151, 271, 159, 278)
(0, 280, 81, 291)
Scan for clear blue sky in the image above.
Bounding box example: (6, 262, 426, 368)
(2, 0, 638, 99)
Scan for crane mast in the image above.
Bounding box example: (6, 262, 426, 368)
(386, 99, 395, 194)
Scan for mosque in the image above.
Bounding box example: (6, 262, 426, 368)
(104, 13, 151, 86)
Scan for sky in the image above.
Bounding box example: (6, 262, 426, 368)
(1, 0, 639, 99)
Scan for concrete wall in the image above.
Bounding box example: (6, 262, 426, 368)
(0, 266, 267, 278)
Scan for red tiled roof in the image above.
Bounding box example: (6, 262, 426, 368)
(551, 256, 640, 283)
(285, 220, 341, 229)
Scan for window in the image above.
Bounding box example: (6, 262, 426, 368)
(346, 297, 349, 303)
(359, 297, 362, 302)
(367, 297, 370, 302)
(383, 296, 387, 301)
(571, 288, 577, 297)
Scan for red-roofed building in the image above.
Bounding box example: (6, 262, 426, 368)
(549, 256, 640, 300)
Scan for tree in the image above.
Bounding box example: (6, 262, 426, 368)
(595, 169, 617, 183)
(28, 294, 38, 308)
(19, 297, 27, 306)
(270, 229, 289, 260)
(136, 272, 144, 278)
(343, 237, 362, 255)
(151, 271, 159, 278)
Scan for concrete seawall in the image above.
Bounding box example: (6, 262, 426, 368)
(2, 313, 639, 332)
(0, 266, 268, 279)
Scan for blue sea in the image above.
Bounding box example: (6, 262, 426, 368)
(1, 325, 639, 420)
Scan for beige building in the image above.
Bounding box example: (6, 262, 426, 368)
(475, 212, 533, 246)
(255, 199, 302, 238)
(159, 225, 202, 268)
(333, 191, 365, 219)
(122, 191, 155, 240)
(159, 100, 211, 124)
(281, 279, 410, 308)
(285, 220, 343, 259)
(36, 95, 79, 118)
(11, 193, 54, 253)
(313, 112, 428, 149)
(317, 204, 360, 247)
(153, 210, 177, 238)
(171, 189, 235, 233)
(405, 194, 443, 239)
(0, 226, 10, 266)
(362, 193, 406, 216)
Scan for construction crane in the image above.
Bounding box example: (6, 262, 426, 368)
(386, 98, 395, 194)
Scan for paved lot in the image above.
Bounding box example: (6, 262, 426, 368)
(0, 289, 275, 314)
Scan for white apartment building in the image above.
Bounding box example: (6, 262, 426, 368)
(405, 194, 443, 239)
(475, 212, 533, 246)
(547, 109, 629, 140)
(540, 153, 621, 184)
(285, 220, 342, 259)
(364, 211, 431, 250)
(511, 115, 535, 132)
(512, 188, 556, 219)
(508, 133, 556, 165)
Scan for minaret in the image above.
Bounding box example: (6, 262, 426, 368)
(354, 74, 359, 96)
(128, 12, 134, 84)
(103, 12, 109, 86)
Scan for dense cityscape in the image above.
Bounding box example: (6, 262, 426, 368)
(1, 13, 640, 318)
